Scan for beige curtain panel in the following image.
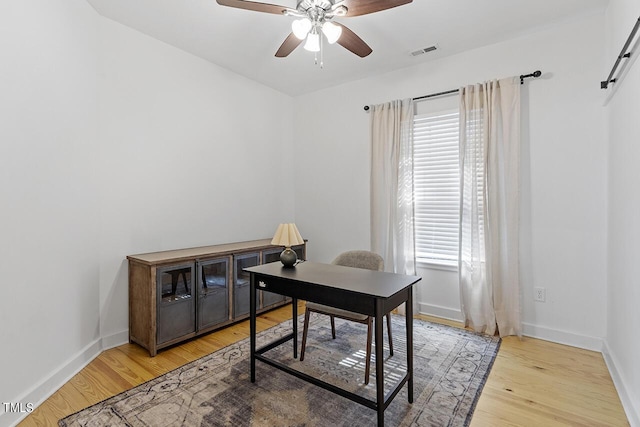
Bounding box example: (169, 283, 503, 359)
(369, 98, 417, 314)
(458, 77, 521, 337)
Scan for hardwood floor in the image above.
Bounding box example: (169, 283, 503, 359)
(419, 315, 630, 426)
(19, 306, 628, 426)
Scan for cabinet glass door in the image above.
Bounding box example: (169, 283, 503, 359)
(293, 244, 305, 262)
(233, 252, 259, 318)
(197, 258, 230, 331)
(157, 263, 195, 345)
(261, 248, 286, 308)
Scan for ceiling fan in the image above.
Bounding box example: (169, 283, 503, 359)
(216, 0, 413, 60)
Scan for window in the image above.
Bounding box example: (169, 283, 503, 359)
(413, 109, 460, 267)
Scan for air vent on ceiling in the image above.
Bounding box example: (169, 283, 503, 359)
(410, 46, 437, 57)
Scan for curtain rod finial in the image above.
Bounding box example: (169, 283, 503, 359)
(520, 70, 542, 84)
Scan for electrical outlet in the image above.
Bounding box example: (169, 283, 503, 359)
(534, 287, 546, 302)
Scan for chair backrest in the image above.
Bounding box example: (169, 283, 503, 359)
(331, 250, 384, 272)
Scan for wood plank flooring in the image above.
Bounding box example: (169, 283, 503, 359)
(18, 306, 629, 426)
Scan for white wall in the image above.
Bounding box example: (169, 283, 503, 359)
(96, 18, 295, 342)
(0, 0, 100, 424)
(0, 6, 295, 425)
(294, 12, 608, 349)
(604, 0, 640, 424)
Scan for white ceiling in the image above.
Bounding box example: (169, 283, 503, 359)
(85, 0, 608, 96)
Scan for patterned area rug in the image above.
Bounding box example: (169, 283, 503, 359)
(59, 314, 500, 427)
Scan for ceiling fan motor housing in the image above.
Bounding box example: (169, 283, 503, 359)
(293, 0, 347, 20)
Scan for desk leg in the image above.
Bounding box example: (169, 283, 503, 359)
(292, 297, 298, 358)
(375, 299, 385, 427)
(250, 273, 256, 383)
(406, 287, 414, 403)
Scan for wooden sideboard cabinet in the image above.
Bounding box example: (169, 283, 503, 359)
(127, 239, 306, 356)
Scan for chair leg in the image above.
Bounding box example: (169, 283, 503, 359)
(202, 267, 208, 289)
(330, 315, 336, 339)
(386, 313, 394, 356)
(171, 272, 178, 296)
(300, 308, 311, 361)
(180, 271, 189, 293)
(364, 317, 373, 385)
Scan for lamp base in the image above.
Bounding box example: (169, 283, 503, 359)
(280, 247, 297, 268)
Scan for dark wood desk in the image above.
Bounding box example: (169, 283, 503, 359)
(244, 261, 421, 427)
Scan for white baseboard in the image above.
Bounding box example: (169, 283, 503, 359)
(2, 338, 103, 427)
(417, 302, 464, 323)
(521, 322, 603, 351)
(101, 329, 129, 351)
(602, 341, 640, 427)
(2, 329, 129, 427)
(417, 304, 604, 352)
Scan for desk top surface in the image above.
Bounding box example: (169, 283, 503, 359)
(245, 261, 421, 299)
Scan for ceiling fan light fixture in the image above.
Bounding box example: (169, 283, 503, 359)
(303, 30, 320, 52)
(292, 18, 312, 40)
(322, 21, 342, 44)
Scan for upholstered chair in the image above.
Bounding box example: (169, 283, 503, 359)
(299, 250, 393, 384)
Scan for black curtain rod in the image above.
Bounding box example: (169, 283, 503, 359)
(363, 70, 542, 111)
(601, 16, 640, 89)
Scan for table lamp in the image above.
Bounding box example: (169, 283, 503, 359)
(271, 223, 304, 267)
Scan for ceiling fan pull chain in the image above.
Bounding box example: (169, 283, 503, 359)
(320, 32, 324, 68)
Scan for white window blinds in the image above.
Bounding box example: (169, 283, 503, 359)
(413, 110, 460, 266)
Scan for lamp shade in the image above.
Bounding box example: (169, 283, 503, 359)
(322, 21, 342, 44)
(292, 18, 312, 40)
(271, 223, 304, 247)
(303, 31, 320, 52)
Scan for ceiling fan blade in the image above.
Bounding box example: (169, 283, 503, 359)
(275, 33, 304, 57)
(341, 0, 412, 17)
(216, 0, 289, 15)
(335, 23, 372, 57)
